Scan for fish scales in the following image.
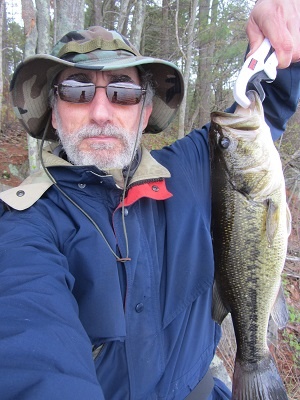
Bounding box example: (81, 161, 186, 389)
(209, 91, 289, 399)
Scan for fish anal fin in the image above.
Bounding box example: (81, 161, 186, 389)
(271, 283, 289, 330)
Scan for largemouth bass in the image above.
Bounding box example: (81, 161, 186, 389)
(209, 91, 290, 399)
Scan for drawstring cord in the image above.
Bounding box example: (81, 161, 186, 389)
(119, 83, 148, 261)
(39, 123, 126, 262)
(39, 89, 148, 263)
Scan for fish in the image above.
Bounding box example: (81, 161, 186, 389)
(209, 90, 290, 400)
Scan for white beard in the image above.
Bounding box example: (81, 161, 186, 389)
(54, 108, 142, 170)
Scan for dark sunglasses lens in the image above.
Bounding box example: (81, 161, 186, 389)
(58, 81, 95, 103)
(107, 83, 143, 105)
(56, 80, 144, 105)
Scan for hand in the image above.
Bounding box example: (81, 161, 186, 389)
(246, 0, 300, 68)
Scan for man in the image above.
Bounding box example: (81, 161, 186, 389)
(0, 0, 299, 398)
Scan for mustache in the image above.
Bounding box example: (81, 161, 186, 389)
(74, 124, 130, 140)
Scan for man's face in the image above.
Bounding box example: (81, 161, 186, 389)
(52, 67, 152, 170)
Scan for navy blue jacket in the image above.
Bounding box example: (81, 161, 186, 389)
(0, 64, 299, 399)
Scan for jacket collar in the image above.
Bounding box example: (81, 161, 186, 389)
(0, 145, 170, 211)
(106, 145, 170, 188)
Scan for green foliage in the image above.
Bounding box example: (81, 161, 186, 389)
(288, 305, 300, 324)
(4, 21, 25, 77)
(206, 0, 250, 91)
(142, 1, 179, 61)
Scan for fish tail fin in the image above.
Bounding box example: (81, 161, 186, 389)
(232, 352, 288, 400)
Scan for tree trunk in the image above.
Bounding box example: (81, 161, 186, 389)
(22, 0, 38, 56)
(187, 0, 218, 131)
(91, 0, 104, 26)
(55, 0, 85, 40)
(21, 0, 40, 173)
(130, 0, 146, 50)
(36, 0, 50, 53)
(103, 0, 117, 30)
(117, 0, 131, 35)
(161, 0, 169, 57)
(177, 0, 198, 139)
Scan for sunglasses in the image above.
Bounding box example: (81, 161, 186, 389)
(53, 80, 147, 105)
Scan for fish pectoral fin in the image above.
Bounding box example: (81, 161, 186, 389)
(271, 283, 289, 329)
(266, 198, 280, 245)
(212, 281, 229, 325)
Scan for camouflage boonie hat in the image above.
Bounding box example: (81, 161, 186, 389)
(10, 26, 184, 141)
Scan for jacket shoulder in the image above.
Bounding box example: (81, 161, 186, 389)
(0, 169, 53, 211)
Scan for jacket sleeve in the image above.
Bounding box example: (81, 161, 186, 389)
(260, 62, 300, 141)
(0, 206, 105, 399)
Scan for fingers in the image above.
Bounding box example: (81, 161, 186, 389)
(245, 20, 265, 58)
(247, 0, 300, 69)
(286, 18, 300, 64)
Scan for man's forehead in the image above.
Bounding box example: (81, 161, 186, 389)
(58, 66, 140, 81)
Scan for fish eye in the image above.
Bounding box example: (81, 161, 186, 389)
(219, 137, 230, 149)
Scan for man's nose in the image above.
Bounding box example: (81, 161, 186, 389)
(89, 86, 114, 125)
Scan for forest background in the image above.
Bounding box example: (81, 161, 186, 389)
(0, 0, 299, 398)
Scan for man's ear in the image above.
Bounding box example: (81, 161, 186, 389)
(51, 110, 57, 129)
(142, 104, 153, 131)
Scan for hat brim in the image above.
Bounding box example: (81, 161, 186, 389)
(10, 53, 184, 141)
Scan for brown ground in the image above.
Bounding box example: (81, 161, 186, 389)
(0, 121, 299, 399)
(0, 121, 28, 187)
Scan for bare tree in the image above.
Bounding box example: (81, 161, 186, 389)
(54, 0, 85, 42)
(20, 0, 86, 173)
(90, 0, 104, 26)
(36, 0, 50, 53)
(21, 0, 39, 173)
(22, 0, 38, 56)
(177, 0, 198, 139)
(161, 0, 169, 57)
(188, 0, 218, 131)
(130, 0, 146, 50)
(117, 0, 131, 34)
